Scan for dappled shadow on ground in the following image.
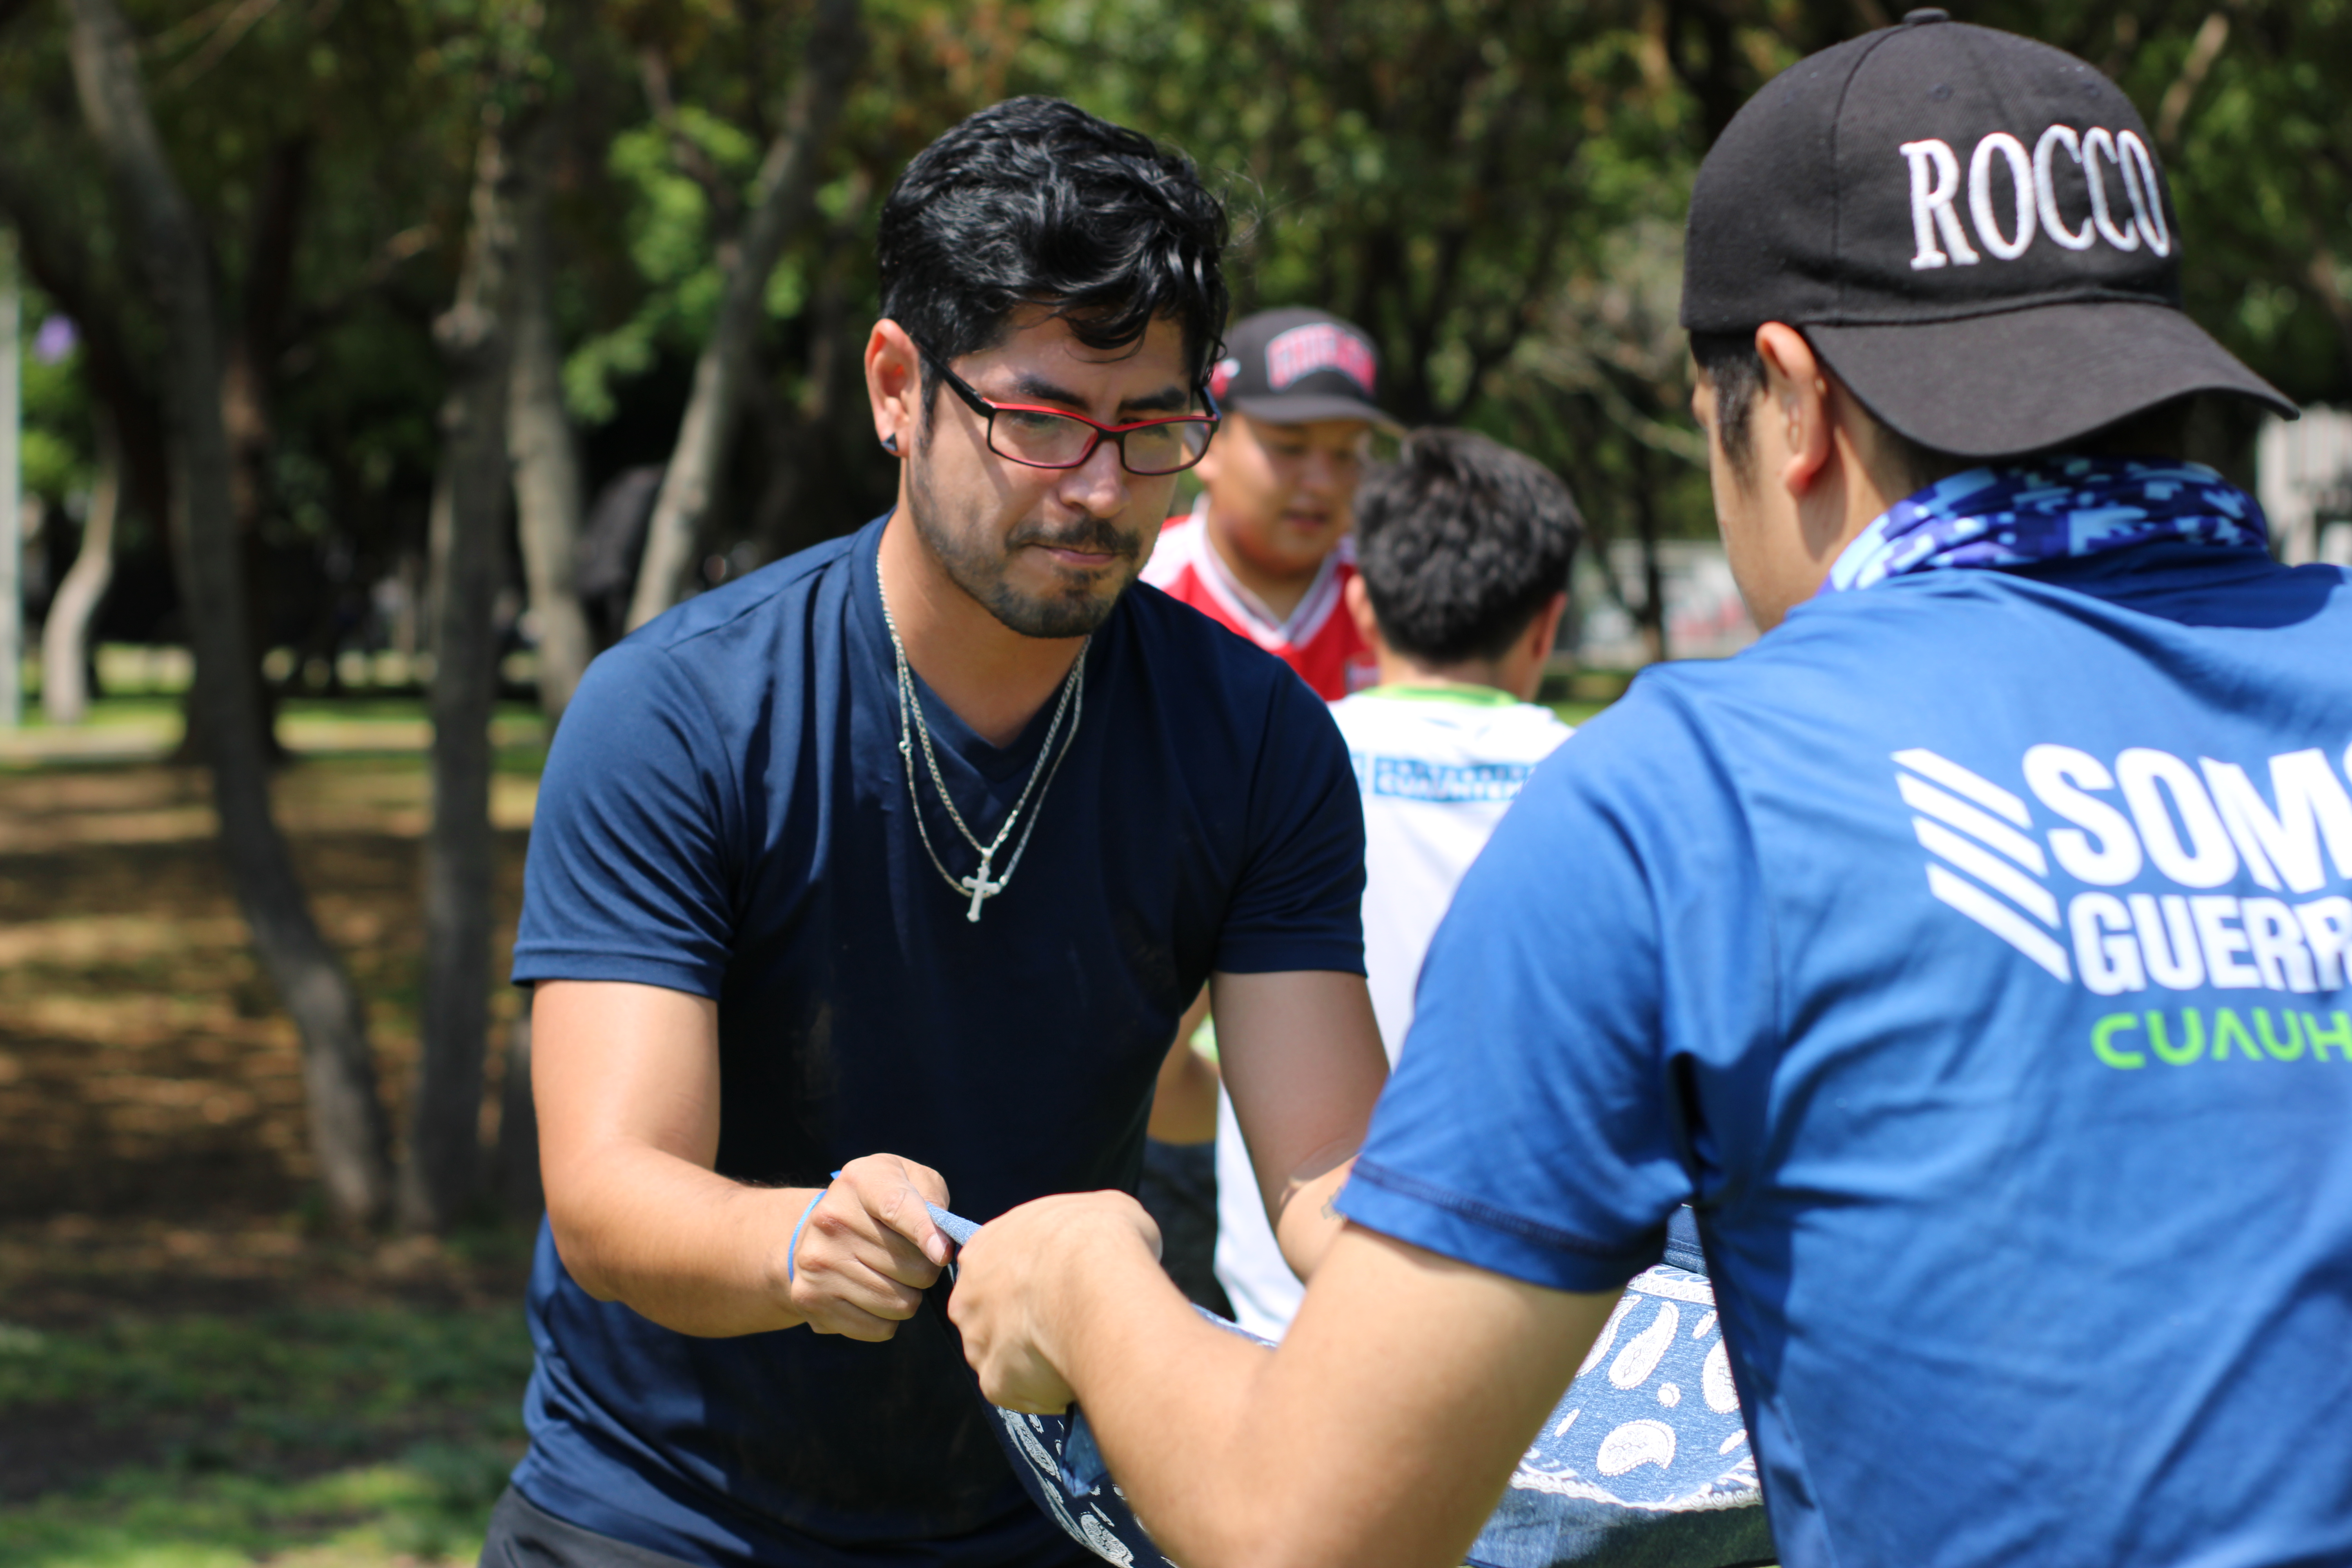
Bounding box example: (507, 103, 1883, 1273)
(0, 1212, 534, 1327)
(0, 756, 543, 1561)
(0, 760, 532, 1219)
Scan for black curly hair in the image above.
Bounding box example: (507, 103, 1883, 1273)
(1354, 429, 1581, 666)
(877, 97, 1230, 424)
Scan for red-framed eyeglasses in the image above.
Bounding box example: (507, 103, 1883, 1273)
(913, 338, 1221, 476)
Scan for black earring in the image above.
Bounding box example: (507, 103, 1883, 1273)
(882, 433, 900, 454)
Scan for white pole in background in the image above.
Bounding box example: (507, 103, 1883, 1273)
(0, 229, 21, 730)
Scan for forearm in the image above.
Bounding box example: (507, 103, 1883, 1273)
(969, 1212, 1615, 1568)
(1272, 1155, 1354, 1282)
(1213, 968, 1388, 1286)
(1147, 1040, 1221, 1144)
(1029, 1222, 1565, 1568)
(547, 1142, 817, 1337)
(532, 980, 947, 1341)
(1147, 989, 1220, 1143)
(1036, 1237, 1283, 1567)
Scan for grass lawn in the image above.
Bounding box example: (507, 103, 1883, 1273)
(0, 1289, 534, 1568)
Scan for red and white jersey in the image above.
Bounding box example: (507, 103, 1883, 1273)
(1139, 500, 1377, 700)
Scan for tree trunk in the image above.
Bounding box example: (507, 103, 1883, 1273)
(40, 407, 119, 724)
(65, 0, 391, 1224)
(508, 115, 592, 724)
(400, 96, 526, 1235)
(626, 0, 866, 631)
(171, 136, 308, 768)
(750, 200, 869, 564)
(223, 138, 307, 547)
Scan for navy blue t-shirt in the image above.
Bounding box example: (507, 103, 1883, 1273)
(1340, 542, 2352, 1567)
(510, 517, 1364, 1568)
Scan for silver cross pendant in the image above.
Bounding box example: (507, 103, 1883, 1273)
(960, 853, 1005, 923)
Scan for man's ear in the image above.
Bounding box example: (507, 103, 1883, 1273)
(1523, 590, 1569, 666)
(1343, 574, 1383, 652)
(1753, 323, 1834, 498)
(866, 319, 922, 455)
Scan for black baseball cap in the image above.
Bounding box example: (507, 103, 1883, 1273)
(1681, 9, 2294, 457)
(1207, 307, 1397, 430)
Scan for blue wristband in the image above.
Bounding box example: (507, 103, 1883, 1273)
(786, 1188, 829, 1285)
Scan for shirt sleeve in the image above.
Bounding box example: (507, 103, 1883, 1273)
(1337, 680, 1774, 1293)
(511, 641, 743, 997)
(1212, 670, 1368, 976)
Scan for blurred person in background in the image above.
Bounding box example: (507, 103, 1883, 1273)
(1142, 305, 1392, 701)
(1212, 426, 1578, 1339)
(1136, 307, 1394, 1310)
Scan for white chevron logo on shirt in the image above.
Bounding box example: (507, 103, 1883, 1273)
(1891, 742, 2352, 1000)
(1894, 748, 2072, 982)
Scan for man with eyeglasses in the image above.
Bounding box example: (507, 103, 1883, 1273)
(486, 97, 1390, 1568)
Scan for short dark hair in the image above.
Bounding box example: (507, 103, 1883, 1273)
(877, 98, 1229, 420)
(1688, 329, 2196, 492)
(1688, 330, 1768, 477)
(1354, 429, 1581, 666)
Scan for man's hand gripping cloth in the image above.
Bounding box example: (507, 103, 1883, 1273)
(1823, 457, 2265, 593)
(929, 1204, 1775, 1568)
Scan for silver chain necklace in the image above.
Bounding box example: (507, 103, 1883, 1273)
(878, 579, 1087, 923)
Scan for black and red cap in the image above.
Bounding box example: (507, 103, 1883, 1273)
(1207, 307, 1397, 430)
(1681, 8, 2294, 457)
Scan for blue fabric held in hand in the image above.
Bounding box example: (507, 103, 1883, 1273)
(933, 1203, 1773, 1568)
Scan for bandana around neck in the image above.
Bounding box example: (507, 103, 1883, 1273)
(1822, 457, 2269, 596)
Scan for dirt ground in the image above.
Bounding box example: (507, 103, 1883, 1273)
(0, 758, 535, 1225)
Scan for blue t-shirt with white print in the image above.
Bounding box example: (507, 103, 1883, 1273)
(509, 516, 1365, 1568)
(1340, 537, 2352, 1568)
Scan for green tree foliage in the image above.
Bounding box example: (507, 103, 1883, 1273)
(0, 0, 474, 659)
(16, 292, 91, 505)
(9, 1, 2348, 604)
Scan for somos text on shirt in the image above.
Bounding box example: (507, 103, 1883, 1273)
(1893, 744, 2352, 1069)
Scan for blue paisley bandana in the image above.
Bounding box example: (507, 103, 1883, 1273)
(1822, 457, 2269, 595)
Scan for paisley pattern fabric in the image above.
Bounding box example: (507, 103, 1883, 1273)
(1822, 457, 2269, 596)
(937, 1206, 1774, 1568)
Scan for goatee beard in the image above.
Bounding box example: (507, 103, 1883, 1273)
(984, 583, 1122, 639)
(909, 486, 1142, 640)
